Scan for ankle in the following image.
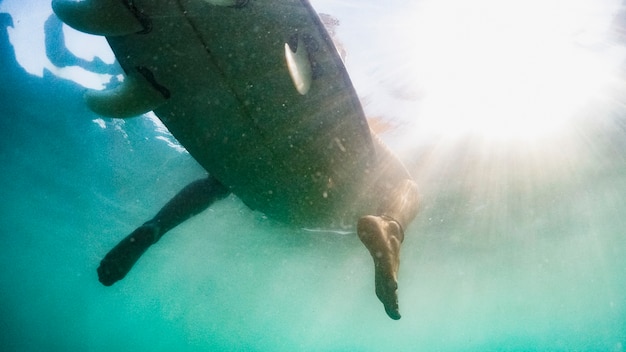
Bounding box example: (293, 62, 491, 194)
(379, 215, 404, 243)
(141, 221, 162, 244)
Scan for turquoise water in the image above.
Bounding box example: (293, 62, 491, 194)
(2, 1, 626, 351)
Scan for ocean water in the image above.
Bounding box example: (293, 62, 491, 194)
(1, 0, 626, 351)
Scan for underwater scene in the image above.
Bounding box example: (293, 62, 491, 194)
(1, 0, 625, 350)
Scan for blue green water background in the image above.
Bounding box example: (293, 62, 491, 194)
(1, 1, 626, 351)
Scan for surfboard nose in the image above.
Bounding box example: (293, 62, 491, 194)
(52, 0, 144, 36)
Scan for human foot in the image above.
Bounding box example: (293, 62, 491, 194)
(357, 215, 404, 320)
(97, 223, 160, 286)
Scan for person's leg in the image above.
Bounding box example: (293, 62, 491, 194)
(357, 178, 418, 320)
(97, 176, 230, 286)
(356, 133, 420, 319)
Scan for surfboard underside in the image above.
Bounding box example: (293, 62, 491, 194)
(62, 0, 376, 225)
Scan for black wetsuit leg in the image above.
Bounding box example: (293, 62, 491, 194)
(149, 176, 230, 236)
(97, 175, 230, 286)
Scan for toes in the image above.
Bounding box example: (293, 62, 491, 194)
(98, 249, 134, 286)
(97, 259, 122, 286)
(382, 290, 401, 320)
(96, 224, 159, 286)
(385, 306, 401, 320)
(375, 269, 401, 320)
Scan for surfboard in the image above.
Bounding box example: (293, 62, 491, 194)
(53, 0, 375, 226)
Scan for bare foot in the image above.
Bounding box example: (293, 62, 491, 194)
(357, 215, 404, 320)
(97, 223, 160, 286)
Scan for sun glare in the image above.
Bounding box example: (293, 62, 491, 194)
(391, 0, 621, 142)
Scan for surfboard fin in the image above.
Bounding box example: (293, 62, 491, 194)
(85, 67, 169, 118)
(52, 0, 144, 36)
(285, 37, 313, 95)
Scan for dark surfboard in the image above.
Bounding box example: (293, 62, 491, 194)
(54, 0, 375, 225)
